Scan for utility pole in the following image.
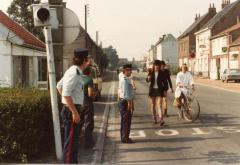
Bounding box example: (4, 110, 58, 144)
(96, 31, 99, 46)
(48, 0, 64, 81)
(85, 4, 89, 48)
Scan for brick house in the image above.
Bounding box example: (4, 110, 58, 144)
(63, 25, 103, 73)
(195, 0, 240, 78)
(210, 23, 240, 79)
(178, 4, 217, 73)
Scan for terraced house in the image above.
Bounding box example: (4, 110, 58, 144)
(178, 4, 217, 73)
(195, 0, 240, 78)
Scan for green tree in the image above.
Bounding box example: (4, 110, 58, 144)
(7, 0, 44, 41)
(103, 46, 119, 69)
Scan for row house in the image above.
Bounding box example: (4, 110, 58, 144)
(178, 4, 217, 73)
(195, 0, 240, 78)
(210, 23, 240, 79)
(155, 34, 178, 69)
(146, 45, 157, 69)
(0, 10, 47, 88)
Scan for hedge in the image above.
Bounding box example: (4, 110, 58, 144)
(0, 88, 56, 163)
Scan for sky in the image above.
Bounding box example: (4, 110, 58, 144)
(0, 0, 237, 60)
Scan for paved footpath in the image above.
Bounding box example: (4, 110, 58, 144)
(193, 76, 240, 93)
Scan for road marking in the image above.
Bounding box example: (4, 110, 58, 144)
(130, 130, 146, 138)
(155, 129, 179, 136)
(215, 127, 240, 133)
(192, 128, 210, 135)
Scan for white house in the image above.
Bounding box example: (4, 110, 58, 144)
(155, 34, 178, 69)
(194, 0, 240, 78)
(195, 29, 211, 77)
(146, 45, 157, 69)
(0, 10, 47, 88)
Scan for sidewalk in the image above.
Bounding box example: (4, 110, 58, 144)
(194, 76, 240, 93)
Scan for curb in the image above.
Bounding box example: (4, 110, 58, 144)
(92, 81, 115, 164)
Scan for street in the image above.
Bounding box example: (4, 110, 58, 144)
(102, 71, 240, 165)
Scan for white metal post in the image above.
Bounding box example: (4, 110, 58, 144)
(43, 27, 63, 160)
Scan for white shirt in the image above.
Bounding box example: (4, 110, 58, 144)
(153, 72, 158, 89)
(175, 71, 194, 98)
(176, 71, 194, 87)
(57, 65, 84, 105)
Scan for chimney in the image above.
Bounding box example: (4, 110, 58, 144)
(209, 3, 216, 13)
(222, 0, 230, 9)
(162, 34, 166, 40)
(195, 14, 198, 21)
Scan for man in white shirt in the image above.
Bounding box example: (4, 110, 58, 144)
(174, 64, 195, 108)
(57, 48, 89, 164)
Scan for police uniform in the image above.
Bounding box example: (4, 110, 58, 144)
(118, 64, 134, 143)
(57, 48, 88, 164)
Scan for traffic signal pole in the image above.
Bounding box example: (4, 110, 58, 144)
(43, 26, 63, 160)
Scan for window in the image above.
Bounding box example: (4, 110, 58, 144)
(38, 58, 47, 81)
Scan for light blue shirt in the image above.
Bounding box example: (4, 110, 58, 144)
(57, 65, 84, 105)
(119, 76, 133, 101)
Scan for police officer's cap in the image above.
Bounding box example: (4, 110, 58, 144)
(154, 60, 161, 66)
(123, 64, 132, 69)
(74, 48, 90, 59)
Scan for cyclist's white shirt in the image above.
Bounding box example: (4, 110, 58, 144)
(175, 71, 194, 98)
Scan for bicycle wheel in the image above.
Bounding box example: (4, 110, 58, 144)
(190, 98, 200, 122)
(183, 97, 200, 122)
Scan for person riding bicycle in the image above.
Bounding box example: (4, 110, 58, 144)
(174, 63, 195, 109)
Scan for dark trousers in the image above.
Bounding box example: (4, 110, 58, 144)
(83, 100, 94, 145)
(61, 105, 84, 164)
(118, 99, 132, 142)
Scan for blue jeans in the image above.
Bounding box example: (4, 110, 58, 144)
(118, 99, 132, 142)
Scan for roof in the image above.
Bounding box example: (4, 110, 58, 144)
(201, 0, 240, 30)
(0, 10, 45, 50)
(178, 13, 208, 39)
(211, 23, 240, 39)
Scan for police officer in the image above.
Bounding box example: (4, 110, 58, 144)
(57, 48, 89, 164)
(118, 64, 134, 143)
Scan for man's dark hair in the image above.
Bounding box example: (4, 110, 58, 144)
(73, 56, 87, 66)
(83, 66, 92, 75)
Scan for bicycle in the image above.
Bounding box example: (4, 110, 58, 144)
(177, 87, 200, 122)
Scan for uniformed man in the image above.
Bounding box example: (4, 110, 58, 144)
(57, 48, 89, 164)
(118, 64, 134, 143)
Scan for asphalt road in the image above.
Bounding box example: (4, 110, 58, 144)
(103, 72, 240, 165)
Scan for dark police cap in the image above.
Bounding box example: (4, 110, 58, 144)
(123, 64, 132, 69)
(74, 48, 89, 58)
(154, 60, 161, 66)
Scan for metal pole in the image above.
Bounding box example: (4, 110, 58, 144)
(85, 5, 87, 48)
(43, 27, 63, 160)
(96, 31, 99, 45)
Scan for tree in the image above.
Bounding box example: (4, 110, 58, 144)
(7, 0, 44, 41)
(103, 46, 119, 69)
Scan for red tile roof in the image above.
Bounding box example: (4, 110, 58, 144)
(0, 10, 45, 50)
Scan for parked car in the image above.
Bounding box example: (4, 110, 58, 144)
(91, 66, 102, 100)
(221, 69, 240, 83)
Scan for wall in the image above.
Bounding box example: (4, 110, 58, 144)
(195, 29, 211, 76)
(0, 34, 12, 87)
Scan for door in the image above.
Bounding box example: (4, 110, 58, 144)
(216, 58, 221, 80)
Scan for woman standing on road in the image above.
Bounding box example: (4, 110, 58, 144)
(146, 60, 165, 126)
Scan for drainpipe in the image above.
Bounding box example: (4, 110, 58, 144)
(10, 43, 13, 87)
